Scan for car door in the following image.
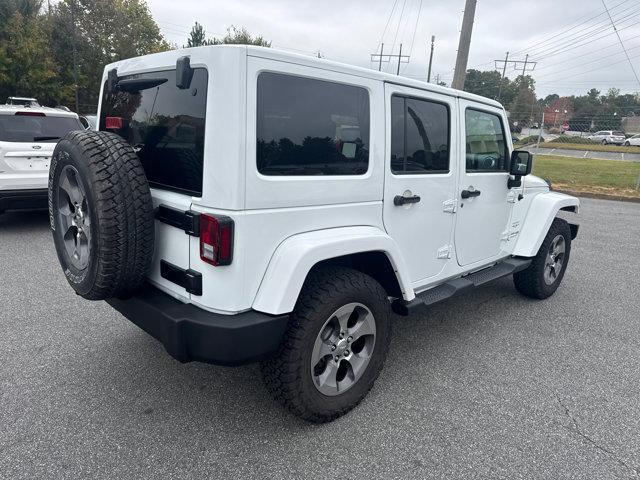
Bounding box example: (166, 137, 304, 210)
(454, 101, 513, 266)
(382, 84, 457, 284)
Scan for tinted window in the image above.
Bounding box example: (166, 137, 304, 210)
(99, 68, 208, 196)
(465, 109, 508, 172)
(0, 115, 81, 142)
(390, 95, 450, 174)
(257, 73, 370, 176)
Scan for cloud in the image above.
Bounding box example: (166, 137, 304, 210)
(146, 0, 640, 98)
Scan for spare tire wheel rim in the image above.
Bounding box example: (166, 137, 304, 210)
(57, 165, 91, 270)
(310, 302, 376, 396)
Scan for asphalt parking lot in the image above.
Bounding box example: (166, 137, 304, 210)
(1, 197, 639, 479)
(527, 146, 640, 163)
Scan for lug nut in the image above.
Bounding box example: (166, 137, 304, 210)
(344, 350, 350, 356)
(347, 336, 352, 343)
(339, 333, 344, 339)
(334, 356, 340, 362)
(331, 344, 336, 351)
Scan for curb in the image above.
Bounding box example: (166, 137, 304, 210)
(552, 188, 640, 204)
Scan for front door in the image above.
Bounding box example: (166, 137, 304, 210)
(383, 84, 457, 285)
(454, 101, 513, 266)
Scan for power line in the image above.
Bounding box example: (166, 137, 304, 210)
(602, 0, 640, 88)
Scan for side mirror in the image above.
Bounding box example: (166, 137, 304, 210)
(508, 150, 533, 188)
(78, 116, 90, 130)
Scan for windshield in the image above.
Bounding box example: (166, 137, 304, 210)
(0, 115, 82, 142)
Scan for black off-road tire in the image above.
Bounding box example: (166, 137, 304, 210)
(261, 266, 392, 423)
(514, 218, 572, 299)
(48, 130, 154, 300)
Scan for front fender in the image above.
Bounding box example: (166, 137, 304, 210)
(252, 226, 414, 315)
(512, 191, 580, 257)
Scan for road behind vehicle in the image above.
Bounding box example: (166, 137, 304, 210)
(0, 105, 83, 214)
(47, 45, 579, 423)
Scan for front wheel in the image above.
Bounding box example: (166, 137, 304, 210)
(261, 266, 392, 423)
(625, 141, 631, 146)
(602, 139, 608, 145)
(514, 218, 572, 299)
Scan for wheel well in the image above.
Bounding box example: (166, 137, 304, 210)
(310, 251, 403, 299)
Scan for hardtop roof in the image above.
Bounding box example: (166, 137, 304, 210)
(104, 45, 504, 110)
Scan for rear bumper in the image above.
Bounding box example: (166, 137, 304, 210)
(0, 188, 48, 212)
(106, 284, 290, 366)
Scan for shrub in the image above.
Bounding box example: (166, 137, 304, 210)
(549, 136, 598, 144)
(514, 135, 541, 146)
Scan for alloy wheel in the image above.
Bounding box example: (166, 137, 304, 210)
(310, 302, 376, 396)
(57, 165, 91, 270)
(544, 234, 565, 286)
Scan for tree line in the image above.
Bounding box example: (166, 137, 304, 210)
(462, 69, 640, 130)
(0, 0, 269, 113)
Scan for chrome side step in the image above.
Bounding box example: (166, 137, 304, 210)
(392, 257, 532, 316)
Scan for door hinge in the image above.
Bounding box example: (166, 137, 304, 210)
(507, 191, 517, 203)
(437, 245, 453, 259)
(442, 199, 457, 213)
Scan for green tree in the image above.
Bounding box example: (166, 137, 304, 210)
(186, 22, 213, 47)
(0, 11, 65, 105)
(463, 69, 503, 100)
(49, 0, 170, 111)
(211, 26, 271, 47)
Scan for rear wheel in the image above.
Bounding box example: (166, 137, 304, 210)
(514, 218, 572, 299)
(625, 141, 631, 146)
(261, 266, 392, 423)
(602, 139, 608, 145)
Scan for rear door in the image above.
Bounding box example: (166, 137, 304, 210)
(382, 83, 457, 284)
(454, 101, 513, 266)
(99, 67, 209, 301)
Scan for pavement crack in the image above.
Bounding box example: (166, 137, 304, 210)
(555, 394, 639, 478)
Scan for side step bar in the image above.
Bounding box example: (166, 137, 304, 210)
(392, 257, 532, 316)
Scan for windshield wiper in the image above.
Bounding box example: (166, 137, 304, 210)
(33, 135, 61, 142)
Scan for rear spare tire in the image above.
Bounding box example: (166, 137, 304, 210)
(48, 130, 154, 300)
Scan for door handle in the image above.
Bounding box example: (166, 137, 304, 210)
(461, 188, 481, 199)
(394, 194, 421, 206)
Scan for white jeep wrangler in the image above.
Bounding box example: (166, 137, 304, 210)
(48, 46, 579, 423)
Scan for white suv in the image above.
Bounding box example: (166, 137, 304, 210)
(588, 130, 626, 145)
(0, 105, 84, 214)
(47, 46, 579, 422)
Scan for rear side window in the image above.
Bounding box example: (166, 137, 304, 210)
(390, 95, 450, 174)
(0, 115, 81, 142)
(257, 73, 370, 176)
(465, 109, 508, 172)
(99, 68, 208, 196)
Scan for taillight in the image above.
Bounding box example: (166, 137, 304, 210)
(200, 214, 234, 266)
(105, 116, 124, 129)
(15, 111, 45, 116)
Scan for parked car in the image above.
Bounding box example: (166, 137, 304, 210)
(624, 134, 640, 146)
(587, 130, 626, 145)
(47, 46, 580, 423)
(5, 96, 39, 107)
(0, 105, 84, 214)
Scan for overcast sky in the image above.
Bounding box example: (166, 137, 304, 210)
(145, 0, 640, 98)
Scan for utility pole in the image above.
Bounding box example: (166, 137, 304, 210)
(521, 54, 529, 76)
(370, 43, 409, 75)
(496, 51, 509, 103)
(70, 2, 79, 113)
(451, 0, 477, 90)
(427, 35, 435, 83)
